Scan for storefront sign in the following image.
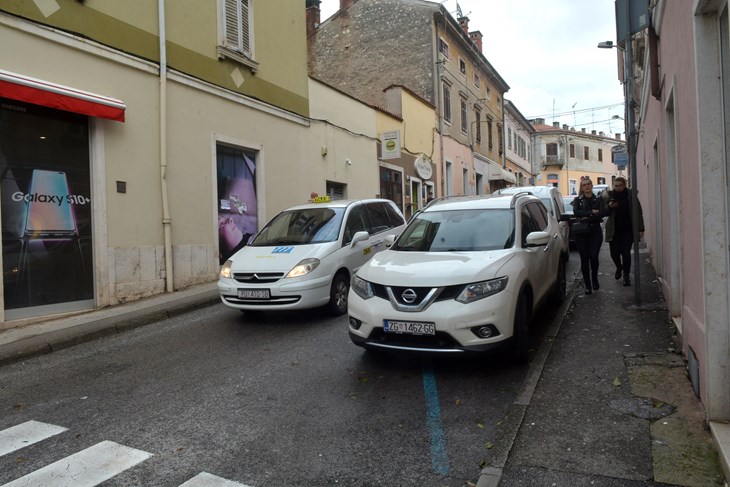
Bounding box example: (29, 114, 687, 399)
(381, 131, 401, 160)
(414, 155, 432, 180)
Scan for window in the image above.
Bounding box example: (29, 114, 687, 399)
(487, 117, 493, 149)
(584, 146, 590, 160)
(326, 180, 345, 200)
(459, 59, 466, 75)
(546, 143, 558, 156)
(443, 83, 451, 123)
(508, 128, 513, 149)
(220, 0, 256, 69)
(474, 73, 481, 88)
(439, 38, 449, 58)
(460, 97, 467, 134)
(475, 110, 481, 143)
(598, 148, 603, 161)
(463, 168, 468, 194)
(569, 143, 575, 158)
(486, 86, 491, 99)
(497, 124, 503, 154)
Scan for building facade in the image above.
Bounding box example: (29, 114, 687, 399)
(504, 100, 535, 186)
(531, 119, 625, 196)
(307, 0, 511, 198)
(0, 0, 377, 325)
(626, 0, 730, 448)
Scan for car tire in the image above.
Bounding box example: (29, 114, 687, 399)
(326, 272, 349, 316)
(512, 293, 530, 364)
(550, 257, 567, 307)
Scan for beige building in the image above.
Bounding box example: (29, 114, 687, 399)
(0, 1, 376, 326)
(531, 119, 625, 196)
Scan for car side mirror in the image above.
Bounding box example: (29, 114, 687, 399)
(350, 230, 369, 247)
(384, 234, 397, 247)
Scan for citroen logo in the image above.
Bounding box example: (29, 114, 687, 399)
(401, 288, 418, 304)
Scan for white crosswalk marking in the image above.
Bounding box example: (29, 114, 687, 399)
(179, 472, 253, 487)
(0, 421, 68, 457)
(1, 440, 152, 487)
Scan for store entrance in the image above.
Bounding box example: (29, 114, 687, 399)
(0, 99, 94, 320)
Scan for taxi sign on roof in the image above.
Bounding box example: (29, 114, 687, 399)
(313, 195, 331, 203)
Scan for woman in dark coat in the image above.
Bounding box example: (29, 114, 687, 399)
(571, 177, 608, 294)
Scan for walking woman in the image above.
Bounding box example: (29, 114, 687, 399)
(571, 177, 608, 294)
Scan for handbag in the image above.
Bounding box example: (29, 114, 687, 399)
(571, 220, 592, 234)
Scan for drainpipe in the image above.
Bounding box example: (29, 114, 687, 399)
(435, 14, 446, 197)
(158, 0, 174, 292)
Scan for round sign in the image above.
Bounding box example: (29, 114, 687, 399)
(414, 155, 433, 180)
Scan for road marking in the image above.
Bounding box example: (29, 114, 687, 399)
(1, 440, 152, 487)
(422, 363, 449, 476)
(0, 421, 68, 457)
(180, 472, 254, 486)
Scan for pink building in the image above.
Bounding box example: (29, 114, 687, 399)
(628, 0, 730, 466)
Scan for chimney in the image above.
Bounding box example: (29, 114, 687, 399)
(552, 121, 560, 128)
(615, 133, 622, 140)
(469, 30, 483, 53)
(562, 124, 568, 130)
(340, 0, 353, 10)
(591, 130, 597, 135)
(599, 131, 605, 136)
(458, 16, 469, 35)
(582, 128, 586, 132)
(534, 117, 545, 125)
(306, 0, 321, 37)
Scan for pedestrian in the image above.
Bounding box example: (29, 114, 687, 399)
(571, 177, 608, 294)
(602, 176, 644, 286)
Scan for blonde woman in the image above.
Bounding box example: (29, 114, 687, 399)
(571, 177, 608, 294)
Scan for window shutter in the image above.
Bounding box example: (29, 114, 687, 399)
(225, 0, 240, 50)
(224, 0, 250, 55)
(241, 0, 250, 55)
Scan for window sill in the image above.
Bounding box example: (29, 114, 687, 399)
(217, 46, 259, 73)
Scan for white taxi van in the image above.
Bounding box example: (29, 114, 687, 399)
(218, 197, 406, 315)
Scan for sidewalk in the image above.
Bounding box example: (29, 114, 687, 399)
(0, 248, 727, 487)
(484, 245, 727, 487)
(0, 282, 219, 366)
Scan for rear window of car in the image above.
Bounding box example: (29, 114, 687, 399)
(394, 209, 514, 252)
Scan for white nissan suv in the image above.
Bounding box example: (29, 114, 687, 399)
(347, 193, 566, 363)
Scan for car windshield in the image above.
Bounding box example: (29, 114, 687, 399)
(393, 208, 514, 252)
(251, 207, 345, 246)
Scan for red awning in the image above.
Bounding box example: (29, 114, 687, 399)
(0, 69, 125, 122)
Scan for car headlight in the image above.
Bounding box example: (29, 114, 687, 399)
(220, 260, 233, 279)
(287, 258, 320, 278)
(456, 276, 508, 303)
(351, 275, 374, 300)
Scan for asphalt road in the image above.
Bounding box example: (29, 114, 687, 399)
(0, 250, 580, 486)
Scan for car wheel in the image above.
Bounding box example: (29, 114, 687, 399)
(550, 257, 567, 307)
(326, 272, 349, 316)
(512, 293, 530, 364)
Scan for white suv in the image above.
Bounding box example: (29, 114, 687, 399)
(347, 193, 566, 362)
(219, 198, 405, 316)
(498, 186, 570, 260)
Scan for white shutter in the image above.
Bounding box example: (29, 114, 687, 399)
(241, 0, 250, 55)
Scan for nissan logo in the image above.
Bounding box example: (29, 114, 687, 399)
(401, 288, 418, 304)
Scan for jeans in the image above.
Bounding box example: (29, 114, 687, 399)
(574, 228, 603, 289)
(609, 231, 634, 279)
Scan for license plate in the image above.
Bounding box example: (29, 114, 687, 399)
(238, 289, 270, 299)
(383, 320, 436, 335)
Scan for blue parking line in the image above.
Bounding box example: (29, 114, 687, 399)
(422, 364, 449, 476)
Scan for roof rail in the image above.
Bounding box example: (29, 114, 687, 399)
(423, 194, 469, 209)
(509, 191, 533, 208)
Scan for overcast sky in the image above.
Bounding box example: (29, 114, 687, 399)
(318, 0, 627, 137)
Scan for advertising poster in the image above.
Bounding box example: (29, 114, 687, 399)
(0, 98, 93, 312)
(217, 145, 258, 264)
